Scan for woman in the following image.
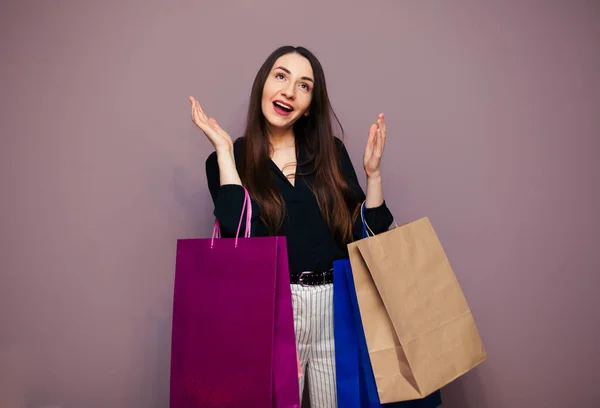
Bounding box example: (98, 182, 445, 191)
(190, 46, 437, 407)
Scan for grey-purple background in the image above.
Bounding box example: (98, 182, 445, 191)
(1, 1, 599, 407)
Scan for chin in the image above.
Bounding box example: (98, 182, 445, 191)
(264, 113, 295, 131)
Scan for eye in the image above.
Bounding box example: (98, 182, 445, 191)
(275, 73, 285, 80)
(300, 83, 311, 91)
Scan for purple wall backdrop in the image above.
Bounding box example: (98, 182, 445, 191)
(1, 1, 598, 407)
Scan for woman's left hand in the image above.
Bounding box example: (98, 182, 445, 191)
(363, 113, 386, 179)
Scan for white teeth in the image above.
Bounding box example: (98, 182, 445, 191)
(274, 101, 293, 111)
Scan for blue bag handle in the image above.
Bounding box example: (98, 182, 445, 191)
(360, 201, 377, 239)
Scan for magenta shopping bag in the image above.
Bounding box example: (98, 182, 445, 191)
(170, 189, 300, 407)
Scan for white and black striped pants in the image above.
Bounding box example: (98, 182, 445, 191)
(291, 283, 337, 408)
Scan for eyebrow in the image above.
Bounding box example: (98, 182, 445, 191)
(274, 66, 314, 83)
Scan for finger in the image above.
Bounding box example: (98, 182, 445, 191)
(365, 124, 377, 154)
(190, 96, 197, 118)
(196, 101, 208, 121)
(374, 115, 386, 153)
(190, 98, 200, 119)
(380, 116, 387, 151)
(193, 99, 209, 122)
(192, 105, 213, 133)
(374, 127, 383, 158)
(191, 97, 204, 120)
(369, 123, 377, 143)
(191, 103, 200, 123)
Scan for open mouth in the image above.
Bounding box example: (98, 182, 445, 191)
(273, 100, 294, 115)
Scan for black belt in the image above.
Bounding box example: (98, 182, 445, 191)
(290, 269, 334, 286)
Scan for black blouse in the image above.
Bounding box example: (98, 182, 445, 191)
(205, 137, 394, 275)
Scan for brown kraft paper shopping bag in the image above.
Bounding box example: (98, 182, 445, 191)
(347, 216, 487, 403)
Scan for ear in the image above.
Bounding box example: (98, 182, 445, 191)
(304, 110, 310, 116)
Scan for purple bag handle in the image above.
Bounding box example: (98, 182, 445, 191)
(210, 186, 252, 249)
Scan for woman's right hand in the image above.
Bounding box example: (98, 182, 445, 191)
(189, 96, 233, 153)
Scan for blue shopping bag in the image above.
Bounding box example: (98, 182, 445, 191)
(333, 258, 381, 408)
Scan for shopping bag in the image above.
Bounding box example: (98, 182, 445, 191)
(169, 188, 300, 407)
(333, 257, 443, 408)
(348, 203, 486, 402)
(333, 258, 382, 408)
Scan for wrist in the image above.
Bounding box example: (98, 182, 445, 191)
(216, 148, 235, 162)
(366, 173, 382, 182)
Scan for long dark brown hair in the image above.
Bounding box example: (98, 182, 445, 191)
(240, 45, 360, 245)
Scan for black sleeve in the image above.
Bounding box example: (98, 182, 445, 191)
(205, 148, 261, 238)
(335, 137, 394, 237)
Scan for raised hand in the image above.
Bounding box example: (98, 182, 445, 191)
(189, 96, 233, 153)
(363, 113, 387, 179)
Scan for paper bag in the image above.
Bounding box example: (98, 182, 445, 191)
(348, 216, 486, 402)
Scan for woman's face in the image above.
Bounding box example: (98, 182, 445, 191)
(261, 52, 314, 132)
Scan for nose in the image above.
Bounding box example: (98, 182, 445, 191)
(281, 82, 296, 99)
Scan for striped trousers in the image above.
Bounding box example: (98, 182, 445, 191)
(291, 283, 337, 408)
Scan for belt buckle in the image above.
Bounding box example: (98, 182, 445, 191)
(298, 271, 313, 287)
